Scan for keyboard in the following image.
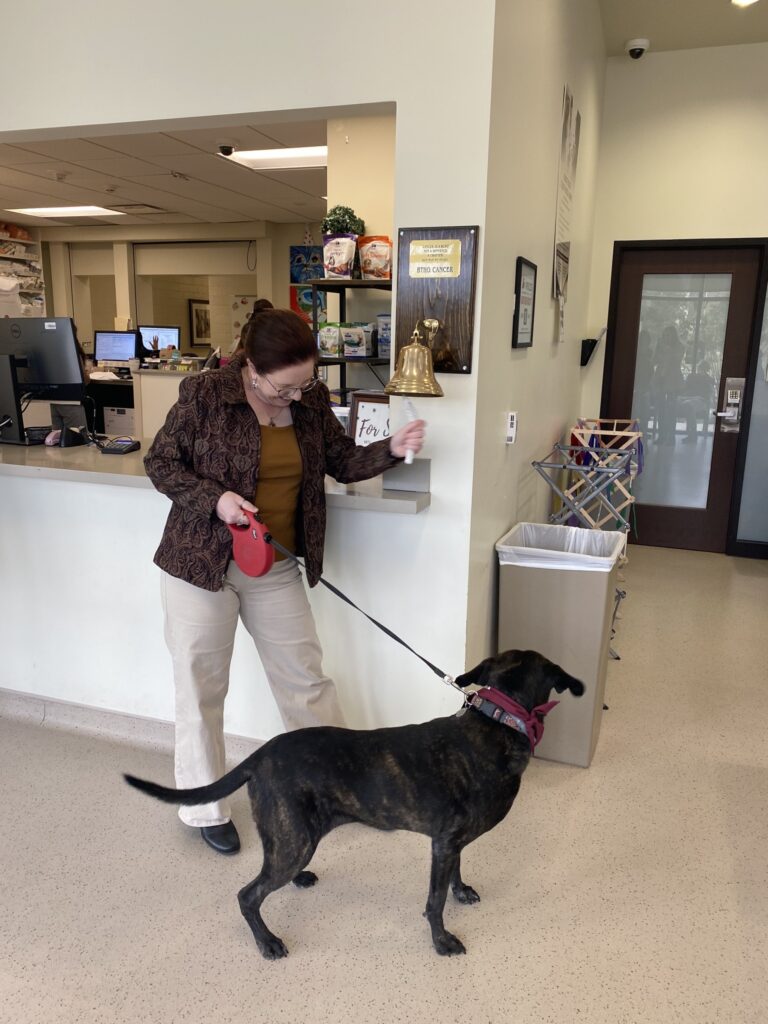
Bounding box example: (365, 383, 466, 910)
(24, 426, 52, 445)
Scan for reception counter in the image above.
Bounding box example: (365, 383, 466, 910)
(0, 441, 431, 514)
(0, 439, 440, 747)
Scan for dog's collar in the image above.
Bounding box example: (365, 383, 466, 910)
(467, 687, 559, 749)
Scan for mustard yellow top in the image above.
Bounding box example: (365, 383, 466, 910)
(254, 425, 302, 560)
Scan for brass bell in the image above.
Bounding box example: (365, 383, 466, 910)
(385, 328, 444, 398)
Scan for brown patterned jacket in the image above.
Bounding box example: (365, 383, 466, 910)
(144, 355, 400, 591)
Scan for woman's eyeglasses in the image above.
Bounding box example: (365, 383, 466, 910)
(264, 374, 319, 401)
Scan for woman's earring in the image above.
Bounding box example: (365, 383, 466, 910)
(250, 377, 258, 391)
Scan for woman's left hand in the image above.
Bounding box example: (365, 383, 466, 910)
(389, 419, 426, 459)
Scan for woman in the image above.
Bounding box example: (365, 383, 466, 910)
(144, 301, 425, 854)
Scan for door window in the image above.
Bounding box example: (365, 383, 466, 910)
(736, 299, 768, 543)
(631, 273, 730, 509)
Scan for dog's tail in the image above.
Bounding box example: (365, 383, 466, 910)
(124, 752, 258, 806)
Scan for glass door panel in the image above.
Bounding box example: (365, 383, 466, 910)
(631, 273, 730, 509)
(736, 298, 768, 544)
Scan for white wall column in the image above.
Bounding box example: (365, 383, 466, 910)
(113, 243, 136, 329)
(47, 242, 74, 318)
(71, 277, 93, 352)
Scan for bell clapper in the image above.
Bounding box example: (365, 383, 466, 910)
(403, 398, 417, 465)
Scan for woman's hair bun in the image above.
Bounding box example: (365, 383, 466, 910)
(250, 298, 274, 318)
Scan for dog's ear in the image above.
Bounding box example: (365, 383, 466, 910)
(454, 657, 495, 689)
(553, 667, 585, 697)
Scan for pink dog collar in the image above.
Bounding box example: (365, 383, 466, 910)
(469, 687, 559, 749)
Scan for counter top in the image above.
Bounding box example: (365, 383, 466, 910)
(0, 441, 430, 514)
(132, 367, 202, 376)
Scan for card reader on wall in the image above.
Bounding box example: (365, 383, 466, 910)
(580, 327, 606, 367)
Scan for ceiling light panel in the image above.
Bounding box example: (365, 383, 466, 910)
(4, 205, 126, 217)
(226, 146, 328, 170)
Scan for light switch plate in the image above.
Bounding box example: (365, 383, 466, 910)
(506, 411, 517, 444)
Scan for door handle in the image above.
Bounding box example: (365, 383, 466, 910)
(714, 377, 745, 433)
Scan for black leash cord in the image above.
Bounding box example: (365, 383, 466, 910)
(266, 535, 453, 685)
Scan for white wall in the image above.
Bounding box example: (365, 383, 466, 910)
(583, 42, 768, 416)
(466, 0, 607, 662)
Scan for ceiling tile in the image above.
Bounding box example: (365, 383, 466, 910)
(84, 133, 203, 157)
(255, 120, 327, 147)
(0, 144, 61, 165)
(10, 139, 127, 162)
(75, 156, 173, 177)
(165, 125, 284, 153)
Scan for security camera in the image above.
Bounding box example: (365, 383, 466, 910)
(217, 144, 236, 157)
(625, 38, 650, 60)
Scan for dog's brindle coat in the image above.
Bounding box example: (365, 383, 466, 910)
(125, 650, 584, 959)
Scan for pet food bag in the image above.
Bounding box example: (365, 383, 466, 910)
(323, 234, 358, 279)
(318, 324, 343, 357)
(358, 236, 393, 280)
(341, 324, 375, 359)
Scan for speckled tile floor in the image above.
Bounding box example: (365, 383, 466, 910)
(2, 546, 767, 1024)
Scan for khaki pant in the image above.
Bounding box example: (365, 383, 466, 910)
(161, 559, 343, 827)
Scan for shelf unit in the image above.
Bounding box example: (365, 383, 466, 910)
(308, 278, 392, 395)
(0, 232, 45, 317)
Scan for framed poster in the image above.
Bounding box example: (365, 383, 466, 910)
(290, 284, 327, 325)
(189, 299, 211, 345)
(394, 225, 478, 374)
(289, 245, 324, 283)
(511, 257, 537, 349)
(348, 391, 390, 446)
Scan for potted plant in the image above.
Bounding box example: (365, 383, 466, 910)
(321, 205, 365, 279)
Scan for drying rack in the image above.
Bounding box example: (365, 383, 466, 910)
(531, 419, 644, 660)
(532, 443, 636, 532)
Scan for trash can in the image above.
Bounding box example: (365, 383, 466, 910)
(495, 522, 625, 768)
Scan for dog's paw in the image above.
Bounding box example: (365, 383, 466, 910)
(452, 883, 480, 905)
(433, 931, 467, 956)
(258, 935, 289, 960)
(293, 871, 318, 888)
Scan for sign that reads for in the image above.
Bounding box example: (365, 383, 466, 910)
(409, 239, 462, 279)
(349, 392, 390, 447)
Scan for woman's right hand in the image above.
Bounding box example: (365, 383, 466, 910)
(216, 491, 259, 526)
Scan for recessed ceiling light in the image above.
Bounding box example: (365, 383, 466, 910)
(4, 206, 126, 218)
(731, 0, 760, 7)
(224, 146, 327, 170)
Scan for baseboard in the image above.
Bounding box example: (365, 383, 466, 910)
(0, 687, 261, 762)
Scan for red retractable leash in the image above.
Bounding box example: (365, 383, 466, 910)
(226, 509, 275, 579)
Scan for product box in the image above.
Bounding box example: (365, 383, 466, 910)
(342, 323, 375, 358)
(376, 313, 392, 359)
(318, 323, 343, 357)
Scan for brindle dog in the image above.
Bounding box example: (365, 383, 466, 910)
(124, 649, 583, 959)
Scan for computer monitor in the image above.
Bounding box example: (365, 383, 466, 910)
(0, 317, 85, 404)
(138, 325, 180, 352)
(94, 330, 140, 365)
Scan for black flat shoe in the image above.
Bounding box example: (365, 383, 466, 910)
(200, 821, 240, 855)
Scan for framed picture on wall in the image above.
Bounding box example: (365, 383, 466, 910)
(189, 299, 211, 346)
(348, 391, 390, 446)
(511, 257, 537, 349)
